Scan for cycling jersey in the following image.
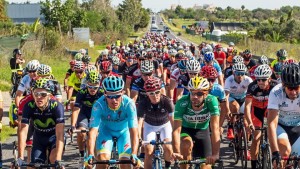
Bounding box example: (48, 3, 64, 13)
(174, 94, 219, 130)
(214, 51, 226, 66)
(244, 59, 256, 70)
(224, 75, 253, 100)
(163, 58, 176, 78)
(21, 99, 65, 136)
(90, 95, 138, 132)
(75, 87, 104, 118)
(270, 59, 279, 68)
(119, 62, 131, 82)
(200, 63, 222, 76)
(68, 72, 86, 91)
(127, 63, 141, 82)
(66, 68, 73, 76)
(268, 83, 300, 127)
(210, 83, 226, 102)
(137, 95, 174, 126)
(248, 65, 258, 80)
(170, 68, 190, 88)
(224, 66, 233, 79)
(17, 74, 32, 94)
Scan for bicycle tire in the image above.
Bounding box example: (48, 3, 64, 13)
(232, 128, 239, 164)
(262, 144, 271, 169)
(239, 126, 248, 169)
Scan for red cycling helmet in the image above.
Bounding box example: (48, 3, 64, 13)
(144, 77, 162, 92)
(284, 59, 296, 65)
(200, 65, 218, 79)
(215, 44, 222, 49)
(69, 60, 76, 67)
(227, 47, 233, 53)
(100, 61, 112, 72)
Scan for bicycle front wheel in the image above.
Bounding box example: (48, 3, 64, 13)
(262, 144, 271, 169)
(239, 127, 248, 169)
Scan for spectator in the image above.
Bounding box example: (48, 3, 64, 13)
(10, 48, 25, 84)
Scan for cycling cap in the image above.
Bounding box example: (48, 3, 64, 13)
(102, 76, 124, 92)
(86, 70, 100, 84)
(37, 64, 52, 76)
(141, 60, 154, 73)
(200, 66, 218, 79)
(144, 77, 161, 92)
(26, 60, 40, 71)
(254, 64, 272, 79)
(281, 63, 300, 87)
(188, 76, 210, 91)
(186, 60, 200, 73)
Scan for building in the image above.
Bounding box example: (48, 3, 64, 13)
(7, 3, 45, 24)
(210, 22, 248, 35)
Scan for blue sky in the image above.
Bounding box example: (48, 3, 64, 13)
(10, 0, 300, 11)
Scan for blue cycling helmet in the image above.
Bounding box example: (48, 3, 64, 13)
(204, 52, 214, 63)
(102, 76, 124, 92)
(178, 60, 187, 70)
(273, 62, 283, 73)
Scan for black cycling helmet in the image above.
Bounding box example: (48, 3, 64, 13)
(281, 63, 300, 87)
(13, 48, 22, 58)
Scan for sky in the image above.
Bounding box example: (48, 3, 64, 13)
(10, 0, 300, 12)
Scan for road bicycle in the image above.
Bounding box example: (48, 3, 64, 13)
(230, 113, 248, 169)
(142, 131, 171, 169)
(282, 154, 300, 169)
(174, 158, 224, 169)
(10, 69, 24, 98)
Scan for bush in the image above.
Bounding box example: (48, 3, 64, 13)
(45, 30, 61, 50)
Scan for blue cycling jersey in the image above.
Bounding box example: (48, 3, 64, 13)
(89, 95, 138, 132)
(210, 83, 226, 102)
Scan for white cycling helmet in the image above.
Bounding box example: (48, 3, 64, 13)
(254, 64, 272, 79)
(186, 60, 200, 73)
(112, 56, 120, 65)
(78, 48, 87, 55)
(233, 55, 244, 64)
(140, 60, 154, 73)
(37, 64, 52, 76)
(74, 61, 85, 71)
(232, 62, 247, 72)
(85, 65, 97, 74)
(26, 60, 40, 71)
(169, 49, 177, 56)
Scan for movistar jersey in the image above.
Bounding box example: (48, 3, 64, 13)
(90, 95, 138, 132)
(21, 99, 65, 136)
(174, 94, 220, 130)
(75, 87, 104, 118)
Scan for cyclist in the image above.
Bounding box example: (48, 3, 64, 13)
(99, 61, 119, 83)
(172, 76, 220, 169)
(162, 49, 177, 96)
(213, 44, 226, 70)
(68, 71, 103, 161)
(137, 78, 174, 169)
(10, 48, 25, 84)
(16, 78, 64, 168)
(270, 49, 288, 68)
(64, 60, 75, 96)
(119, 52, 134, 83)
(271, 62, 283, 84)
(169, 60, 188, 102)
(112, 55, 121, 74)
(86, 76, 141, 169)
(81, 65, 98, 89)
(267, 63, 300, 168)
(249, 55, 270, 80)
(224, 63, 253, 140)
(242, 49, 256, 70)
(95, 49, 109, 71)
(200, 52, 224, 86)
(244, 64, 276, 169)
(125, 53, 144, 96)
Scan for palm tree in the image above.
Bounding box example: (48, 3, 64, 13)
(265, 31, 284, 42)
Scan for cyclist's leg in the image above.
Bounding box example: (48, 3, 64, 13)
(26, 120, 34, 164)
(31, 133, 47, 164)
(227, 97, 240, 139)
(276, 124, 292, 167)
(95, 130, 113, 169)
(76, 113, 88, 157)
(192, 128, 212, 169)
(143, 122, 156, 169)
(117, 130, 132, 169)
(180, 127, 194, 169)
(160, 121, 173, 168)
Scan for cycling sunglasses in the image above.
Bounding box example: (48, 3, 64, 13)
(286, 86, 300, 91)
(28, 70, 37, 73)
(190, 91, 205, 97)
(142, 73, 152, 77)
(257, 78, 268, 82)
(34, 92, 49, 98)
(235, 72, 246, 76)
(87, 85, 99, 90)
(75, 70, 84, 74)
(188, 72, 198, 76)
(147, 90, 160, 96)
(101, 71, 110, 74)
(106, 94, 122, 99)
(208, 78, 216, 83)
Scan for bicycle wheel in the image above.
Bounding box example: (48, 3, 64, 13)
(262, 144, 271, 169)
(239, 127, 248, 169)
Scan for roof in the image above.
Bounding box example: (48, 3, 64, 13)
(211, 22, 245, 32)
(7, 3, 45, 24)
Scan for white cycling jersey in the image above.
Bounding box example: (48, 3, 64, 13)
(268, 83, 300, 127)
(224, 75, 253, 99)
(17, 74, 32, 95)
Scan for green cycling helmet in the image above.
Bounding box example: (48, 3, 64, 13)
(86, 70, 100, 84)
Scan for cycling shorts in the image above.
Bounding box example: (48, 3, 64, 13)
(96, 127, 131, 158)
(229, 97, 245, 114)
(180, 127, 212, 158)
(277, 124, 300, 155)
(31, 133, 56, 163)
(251, 107, 267, 128)
(26, 120, 34, 145)
(76, 112, 89, 129)
(143, 121, 172, 142)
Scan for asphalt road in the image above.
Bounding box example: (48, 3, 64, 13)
(1, 15, 251, 168)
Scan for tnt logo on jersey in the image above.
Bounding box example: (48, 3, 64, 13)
(280, 102, 288, 107)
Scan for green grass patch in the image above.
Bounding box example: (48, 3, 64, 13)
(1, 125, 17, 142)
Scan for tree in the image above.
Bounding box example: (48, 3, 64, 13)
(241, 5, 245, 11)
(0, 0, 8, 22)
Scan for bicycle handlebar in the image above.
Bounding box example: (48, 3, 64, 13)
(174, 159, 223, 165)
(142, 140, 172, 145)
(92, 159, 144, 168)
(20, 163, 59, 168)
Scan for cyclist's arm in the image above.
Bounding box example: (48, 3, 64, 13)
(130, 90, 138, 103)
(219, 100, 229, 128)
(125, 77, 132, 96)
(210, 115, 220, 157)
(244, 97, 252, 125)
(218, 74, 224, 87)
(15, 90, 23, 107)
(169, 79, 177, 100)
(64, 74, 70, 91)
(267, 109, 279, 153)
(127, 101, 139, 155)
(67, 87, 74, 101)
(129, 127, 139, 155)
(88, 102, 102, 156)
(87, 127, 98, 156)
(162, 68, 167, 84)
(175, 88, 184, 102)
(18, 122, 29, 159)
(71, 107, 80, 127)
(137, 102, 144, 140)
(55, 123, 64, 161)
(172, 120, 182, 153)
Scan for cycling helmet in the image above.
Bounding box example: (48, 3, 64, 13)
(273, 62, 283, 73)
(188, 76, 210, 91)
(26, 60, 40, 71)
(37, 64, 52, 76)
(200, 66, 218, 79)
(112, 56, 120, 65)
(243, 49, 252, 59)
(233, 55, 244, 64)
(79, 49, 87, 55)
(13, 48, 22, 58)
(185, 51, 193, 59)
(86, 70, 100, 84)
(281, 63, 300, 87)
(202, 45, 213, 54)
(204, 52, 214, 63)
(69, 60, 76, 67)
(175, 53, 185, 60)
(254, 64, 272, 79)
(74, 61, 85, 71)
(232, 63, 247, 72)
(101, 49, 109, 56)
(215, 44, 222, 49)
(227, 47, 233, 53)
(85, 65, 97, 74)
(32, 78, 55, 93)
(102, 76, 124, 92)
(141, 60, 154, 73)
(144, 77, 162, 92)
(82, 55, 91, 64)
(276, 49, 288, 58)
(74, 53, 83, 61)
(186, 60, 200, 73)
(258, 55, 269, 65)
(100, 61, 112, 72)
(178, 60, 187, 70)
(284, 59, 296, 66)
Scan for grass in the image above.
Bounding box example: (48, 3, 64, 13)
(1, 125, 17, 142)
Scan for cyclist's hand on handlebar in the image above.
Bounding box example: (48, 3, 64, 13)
(16, 158, 25, 167)
(272, 151, 281, 169)
(131, 154, 142, 168)
(206, 155, 219, 165)
(171, 153, 183, 161)
(84, 155, 94, 168)
(67, 126, 76, 135)
(55, 160, 65, 169)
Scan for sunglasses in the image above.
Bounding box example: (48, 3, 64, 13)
(142, 73, 152, 76)
(106, 94, 122, 99)
(87, 85, 99, 90)
(34, 92, 49, 98)
(180, 69, 186, 73)
(127, 59, 133, 62)
(257, 78, 268, 82)
(28, 70, 37, 73)
(208, 78, 216, 83)
(235, 72, 246, 76)
(75, 70, 84, 74)
(190, 91, 205, 97)
(147, 90, 160, 96)
(189, 73, 198, 76)
(101, 71, 110, 74)
(286, 86, 300, 91)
